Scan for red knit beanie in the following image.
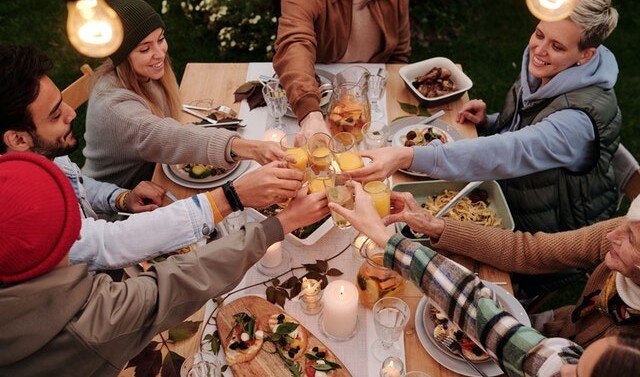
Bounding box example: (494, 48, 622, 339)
(0, 153, 81, 283)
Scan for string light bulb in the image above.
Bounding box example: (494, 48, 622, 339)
(66, 0, 123, 57)
(526, 0, 578, 21)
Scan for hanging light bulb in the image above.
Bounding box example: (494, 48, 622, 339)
(66, 0, 123, 58)
(526, 0, 578, 21)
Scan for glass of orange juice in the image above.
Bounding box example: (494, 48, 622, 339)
(329, 132, 364, 172)
(305, 165, 335, 194)
(306, 132, 333, 172)
(280, 133, 309, 171)
(364, 180, 391, 218)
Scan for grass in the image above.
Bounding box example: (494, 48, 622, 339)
(0, 0, 637, 307)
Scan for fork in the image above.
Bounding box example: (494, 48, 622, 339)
(435, 333, 489, 377)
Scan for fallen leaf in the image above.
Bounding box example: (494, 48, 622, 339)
(161, 351, 185, 377)
(168, 320, 202, 343)
(125, 341, 162, 377)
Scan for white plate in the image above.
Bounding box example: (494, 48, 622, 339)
(415, 281, 530, 377)
(167, 162, 240, 184)
(162, 160, 253, 189)
(284, 69, 334, 118)
(390, 119, 455, 177)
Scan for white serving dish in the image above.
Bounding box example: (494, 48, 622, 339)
(399, 57, 473, 105)
(246, 207, 334, 247)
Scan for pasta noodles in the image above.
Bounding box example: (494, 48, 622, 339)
(423, 189, 502, 227)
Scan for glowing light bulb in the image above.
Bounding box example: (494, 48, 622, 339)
(526, 0, 578, 21)
(66, 0, 123, 57)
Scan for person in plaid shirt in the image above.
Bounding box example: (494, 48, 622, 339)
(329, 181, 640, 377)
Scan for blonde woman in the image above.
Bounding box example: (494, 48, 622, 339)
(83, 0, 286, 189)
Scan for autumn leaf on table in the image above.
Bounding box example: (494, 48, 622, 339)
(233, 80, 266, 110)
(125, 341, 162, 377)
(168, 320, 202, 342)
(161, 351, 185, 377)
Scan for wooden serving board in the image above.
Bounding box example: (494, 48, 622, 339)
(216, 296, 352, 377)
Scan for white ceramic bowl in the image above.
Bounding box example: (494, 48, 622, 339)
(399, 57, 473, 105)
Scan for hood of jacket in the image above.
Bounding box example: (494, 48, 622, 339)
(0, 265, 92, 366)
(520, 45, 618, 108)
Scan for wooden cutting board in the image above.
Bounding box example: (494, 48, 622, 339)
(216, 296, 352, 376)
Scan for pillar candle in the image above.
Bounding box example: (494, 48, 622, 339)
(321, 280, 358, 340)
(260, 242, 282, 268)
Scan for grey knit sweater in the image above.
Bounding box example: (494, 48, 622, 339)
(82, 71, 237, 189)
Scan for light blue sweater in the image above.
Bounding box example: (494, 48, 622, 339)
(409, 45, 619, 181)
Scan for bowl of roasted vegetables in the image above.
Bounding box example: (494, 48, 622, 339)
(399, 57, 473, 105)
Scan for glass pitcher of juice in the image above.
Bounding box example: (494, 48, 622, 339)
(327, 66, 370, 142)
(356, 237, 403, 308)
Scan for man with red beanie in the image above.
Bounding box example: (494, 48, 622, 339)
(0, 153, 323, 375)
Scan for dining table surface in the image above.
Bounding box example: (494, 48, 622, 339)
(119, 62, 513, 377)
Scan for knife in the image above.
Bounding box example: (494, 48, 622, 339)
(181, 106, 245, 128)
(420, 109, 446, 125)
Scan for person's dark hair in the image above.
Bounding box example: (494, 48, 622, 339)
(0, 44, 53, 153)
(592, 327, 640, 377)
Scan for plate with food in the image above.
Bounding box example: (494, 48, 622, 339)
(399, 57, 473, 106)
(390, 119, 455, 177)
(162, 160, 253, 189)
(415, 281, 529, 376)
(216, 296, 351, 376)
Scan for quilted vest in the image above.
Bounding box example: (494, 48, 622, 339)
(485, 79, 621, 233)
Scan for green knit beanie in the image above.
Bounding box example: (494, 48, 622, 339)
(106, 0, 165, 66)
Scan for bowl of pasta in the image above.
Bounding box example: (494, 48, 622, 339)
(392, 180, 514, 244)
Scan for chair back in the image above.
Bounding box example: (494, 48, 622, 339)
(61, 64, 94, 110)
(613, 144, 640, 201)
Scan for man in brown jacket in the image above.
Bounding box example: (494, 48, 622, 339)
(0, 153, 327, 376)
(273, 0, 410, 139)
(383, 191, 640, 347)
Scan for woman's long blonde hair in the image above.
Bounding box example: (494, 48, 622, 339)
(93, 54, 182, 119)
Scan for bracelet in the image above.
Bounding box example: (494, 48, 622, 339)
(205, 191, 224, 223)
(222, 181, 244, 212)
(116, 191, 130, 212)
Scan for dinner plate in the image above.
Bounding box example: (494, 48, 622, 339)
(415, 281, 530, 377)
(162, 160, 253, 189)
(168, 162, 240, 184)
(388, 117, 459, 177)
(284, 69, 334, 118)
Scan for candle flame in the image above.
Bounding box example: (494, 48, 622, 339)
(307, 282, 312, 290)
(339, 285, 344, 295)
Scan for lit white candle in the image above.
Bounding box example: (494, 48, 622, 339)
(321, 280, 358, 340)
(263, 128, 286, 142)
(300, 277, 323, 315)
(380, 357, 404, 377)
(260, 242, 282, 268)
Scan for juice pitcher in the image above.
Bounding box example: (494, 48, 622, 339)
(327, 66, 371, 142)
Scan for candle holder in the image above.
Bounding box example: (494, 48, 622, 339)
(299, 277, 323, 315)
(380, 356, 405, 377)
(256, 242, 291, 277)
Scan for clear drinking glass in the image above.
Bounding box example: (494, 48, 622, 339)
(372, 297, 410, 361)
(368, 70, 388, 120)
(362, 121, 390, 150)
(262, 81, 288, 130)
(329, 132, 364, 172)
(280, 133, 309, 172)
(306, 132, 333, 173)
(305, 165, 335, 194)
(324, 172, 354, 229)
(364, 180, 391, 218)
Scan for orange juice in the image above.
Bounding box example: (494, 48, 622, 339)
(364, 181, 390, 217)
(308, 177, 333, 193)
(311, 146, 332, 170)
(286, 147, 309, 171)
(336, 152, 364, 172)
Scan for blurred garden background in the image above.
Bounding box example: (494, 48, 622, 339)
(1, 0, 638, 309)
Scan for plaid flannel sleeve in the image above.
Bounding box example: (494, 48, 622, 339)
(384, 234, 582, 377)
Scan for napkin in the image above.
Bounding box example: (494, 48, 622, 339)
(233, 80, 266, 110)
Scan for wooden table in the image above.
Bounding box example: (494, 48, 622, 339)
(130, 63, 512, 377)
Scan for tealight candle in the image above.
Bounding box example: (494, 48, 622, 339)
(260, 242, 282, 268)
(380, 357, 404, 377)
(321, 280, 358, 340)
(263, 128, 286, 142)
(300, 277, 323, 315)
